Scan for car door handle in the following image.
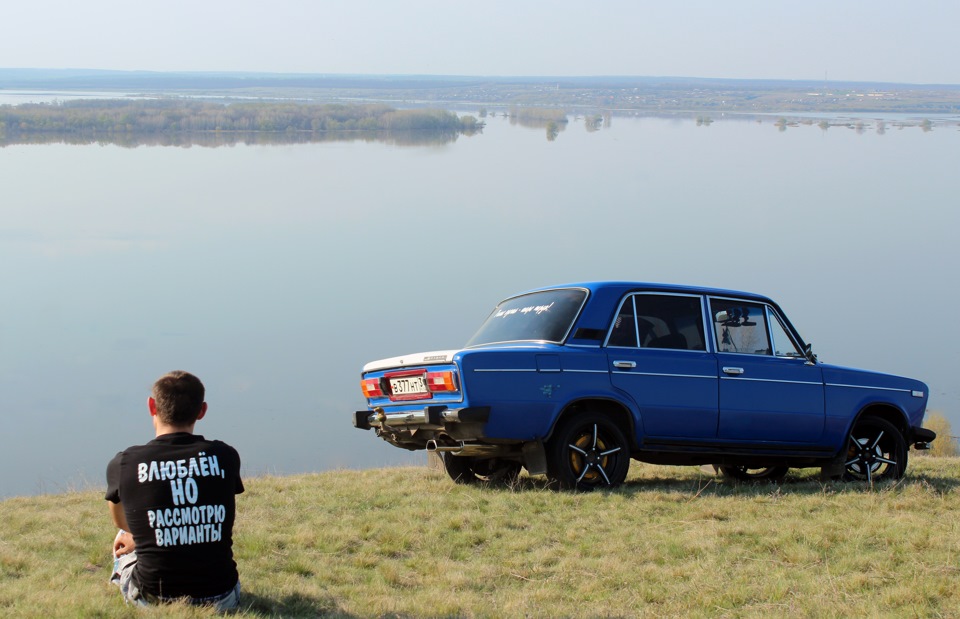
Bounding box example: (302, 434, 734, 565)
(613, 360, 636, 369)
(722, 367, 744, 375)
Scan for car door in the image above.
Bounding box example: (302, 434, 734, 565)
(709, 297, 825, 443)
(606, 293, 719, 439)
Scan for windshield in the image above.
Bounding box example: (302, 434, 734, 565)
(466, 289, 588, 347)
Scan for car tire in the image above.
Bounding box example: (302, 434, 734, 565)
(843, 416, 908, 483)
(441, 454, 521, 485)
(717, 465, 789, 483)
(548, 413, 630, 491)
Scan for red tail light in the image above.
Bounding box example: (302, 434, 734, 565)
(426, 370, 459, 393)
(361, 378, 384, 399)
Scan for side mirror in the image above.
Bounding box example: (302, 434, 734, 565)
(804, 343, 818, 365)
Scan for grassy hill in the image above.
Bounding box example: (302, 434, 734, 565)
(2, 457, 958, 617)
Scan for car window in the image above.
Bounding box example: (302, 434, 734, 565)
(767, 308, 804, 358)
(710, 298, 772, 355)
(607, 293, 706, 351)
(466, 288, 588, 346)
(607, 296, 639, 347)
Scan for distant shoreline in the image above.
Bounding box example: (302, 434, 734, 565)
(2, 69, 959, 116)
(0, 98, 952, 149)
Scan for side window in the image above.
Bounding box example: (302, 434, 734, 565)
(710, 298, 772, 355)
(607, 296, 638, 347)
(768, 308, 804, 358)
(633, 294, 706, 351)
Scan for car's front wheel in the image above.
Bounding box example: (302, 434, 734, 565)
(441, 454, 521, 485)
(843, 417, 907, 483)
(548, 413, 630, 491)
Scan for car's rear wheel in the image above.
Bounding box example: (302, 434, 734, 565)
(548, 413, 630, 491)
(441, 454, 521, 485)
(843, 416, 907, 483)
(717, 465, 788, 483)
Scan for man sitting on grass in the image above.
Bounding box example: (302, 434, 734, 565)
(105, 371, 244, 610)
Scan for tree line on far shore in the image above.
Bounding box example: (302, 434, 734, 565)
(0, 99, 484, 142)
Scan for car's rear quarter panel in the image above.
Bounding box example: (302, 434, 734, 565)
(459, 346, 618, 441)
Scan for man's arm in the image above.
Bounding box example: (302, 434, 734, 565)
(108, 500, 129, 530)
(108, 501, 135, 557)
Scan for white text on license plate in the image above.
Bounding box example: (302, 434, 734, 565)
(390, 375, 427, 396)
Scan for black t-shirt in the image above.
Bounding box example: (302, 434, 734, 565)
(105, 433, 244, 598)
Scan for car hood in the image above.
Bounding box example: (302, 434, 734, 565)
(820, 363, 928, 394)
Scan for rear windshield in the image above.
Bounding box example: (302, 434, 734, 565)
(466, 289, 588, 347)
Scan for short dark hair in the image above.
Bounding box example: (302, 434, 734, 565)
(152, 371, 205, 426)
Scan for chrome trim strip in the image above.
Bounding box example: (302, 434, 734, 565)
(369, 410, 427, 427)
(613, 371, 716, 380)
(721, 376, 823, 386)
(466, 341, 554, 349)
(713, 350, 805, 359)
(474, 368, 610, 374)
(826, 382, 913, 394)
(604, 344, 709, 354)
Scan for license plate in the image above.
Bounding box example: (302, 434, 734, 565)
(389, 374, 428, 398)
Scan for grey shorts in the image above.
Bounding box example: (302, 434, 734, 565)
(110, 550, 241, 611)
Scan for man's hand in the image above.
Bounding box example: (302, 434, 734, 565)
(113, 530, 135, 557)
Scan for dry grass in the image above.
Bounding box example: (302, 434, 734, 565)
(923, 412, 957, 457)
(2, 458, 959, 618)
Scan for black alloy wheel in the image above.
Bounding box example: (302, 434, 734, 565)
(843, 416, 907, 483)
(549, 413, 630, 491)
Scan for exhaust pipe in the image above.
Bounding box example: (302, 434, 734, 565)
(425, 440, 507, 457)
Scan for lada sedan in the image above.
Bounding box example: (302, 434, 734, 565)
(353, 282, 936, 489)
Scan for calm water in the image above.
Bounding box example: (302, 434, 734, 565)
(1, 114, 958, 497)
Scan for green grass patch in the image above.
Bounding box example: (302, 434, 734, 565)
(1, 456, 958, 617)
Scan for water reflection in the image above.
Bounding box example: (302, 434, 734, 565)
(1, 114, 957, 498)
(0, 129, 474, 148)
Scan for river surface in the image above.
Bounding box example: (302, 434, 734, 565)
(1, 113, 958, 498)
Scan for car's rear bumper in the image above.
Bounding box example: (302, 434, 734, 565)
(353, 405, 490, 431)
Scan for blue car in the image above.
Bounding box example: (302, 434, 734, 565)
(353, 282, 936, 489)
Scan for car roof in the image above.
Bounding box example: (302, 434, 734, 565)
(505, 282, 789, 347)
(518, 281, 775, 305)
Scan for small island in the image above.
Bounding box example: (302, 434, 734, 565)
(0, 100, 484, 147)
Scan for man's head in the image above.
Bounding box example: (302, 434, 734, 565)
(149, 371, 207, 427)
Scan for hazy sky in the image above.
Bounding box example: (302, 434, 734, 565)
(4, 0, 958, 84)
